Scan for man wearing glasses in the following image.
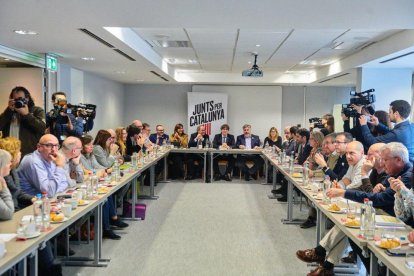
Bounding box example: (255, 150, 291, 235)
(149, 125, 169, 145)
(19, 134, 70, 196)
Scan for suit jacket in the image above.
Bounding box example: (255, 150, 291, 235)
(212, 134, 235, 149)
(297, 143, 311, 165)
(188, 132, 210, 148)
(324, 154, 348, 181)
(149, 133, 169, 145)
(361, 120, 414, 162)
(236, 134, 261, 149)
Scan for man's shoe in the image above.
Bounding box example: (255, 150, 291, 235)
(244, 173, 251, 181)
(277, 196, 287, 202)
(224, 174, 232, 181)
(341, 251, 357, 264)
(300, 218, 316, 229)
(110, 218, 129, 228)
(307, 265, 334, 276)
(214, 174, 221, 181)
(271, 188, 283, 194)
(185, 175, 193, 180)
(251, 173, 258, 180)
(103, 230, 121, 240)
(296, 248, 325, 264)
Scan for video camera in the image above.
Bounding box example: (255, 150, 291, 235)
(342, 88, 376, 117)
(309, 117, 324, 129)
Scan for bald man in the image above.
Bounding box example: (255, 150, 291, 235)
(360, 143, 387, 193)
(60, 136, 84, 185)
(336, 140, 366, 190)
(19, 134, 70, 196)
(131, 120, 143, 129)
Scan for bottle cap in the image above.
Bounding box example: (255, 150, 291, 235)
(364, 198, 369, 203)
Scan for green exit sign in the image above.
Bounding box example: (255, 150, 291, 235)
(46, 55, 57, 71)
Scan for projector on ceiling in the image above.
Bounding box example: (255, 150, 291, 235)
(242, 54, 263, 77)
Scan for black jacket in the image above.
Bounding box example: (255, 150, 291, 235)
(212, 134, 235, 149)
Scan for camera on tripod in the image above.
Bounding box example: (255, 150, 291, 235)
(309, 117, 324, 129)
(342, 89, 376, 117)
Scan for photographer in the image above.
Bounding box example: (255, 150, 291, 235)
(0, 86, 46, 157)
(359, 100, 414, 162)
(46, 92, 83, 144)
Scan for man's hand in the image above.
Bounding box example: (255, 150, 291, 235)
(361, 158, 374, 176)
(8, 99, 15, 111)
(71, 154, 81, 166)
(239, 145, 246, 149)
(326, 188, 345, 198)
(50, 152, 65, 167)
(341, 113, 348, 121)
(408, 230, 414, 243)
(370, 115, 379, 126)
(373, 183, 386, 193)
(196, 133, 203, 140)
(331, 180, 340, 188)
(389, 176, 404, 194)
(15, 104, 29, 116)
(314, 152, 327, 168)
(359, 115, 367, 126)
(254, 146, 260, 150)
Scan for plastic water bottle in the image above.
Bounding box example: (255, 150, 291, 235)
(197, 139, 203, 149)
(41, 192, 50, 231)
(364, 201, 376, 240)
(322, 176, 331, 204)
(264, 141, 269, 151)
(113, 160, 120, 181)
(205, 138, 210, 149)
(360, 198, 369, 238)
(302, 163, 309, 184)
(33, 194, 43, 232)
(162, 139, 167, 150)
(131, 152, 137, 169)
(91, 170, 98, 195)
(289, 153, 294, 172)
(279, 149, 285, 163)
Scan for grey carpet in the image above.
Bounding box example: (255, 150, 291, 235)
(63, 180, 315, 275)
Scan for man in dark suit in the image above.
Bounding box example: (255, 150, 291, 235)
(212, 124, 235, 181)
(149, 124, 169, 145)
(359, 100, 414, 162)
(186, 125, 210, 180)
(295, 128, 311, 165)
(236, 124, 263, 181)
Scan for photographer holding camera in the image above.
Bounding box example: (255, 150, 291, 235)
(0, 86, 46, 157)
(46, 92, 83, 144)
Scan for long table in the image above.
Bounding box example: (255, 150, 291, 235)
(262, 151, 414, 276)
(0, 149, 170, 275)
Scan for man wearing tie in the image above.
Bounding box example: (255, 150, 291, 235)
(212, 124, 235, 181)
(186, 125, 210, 180)
(236, 124, 263, 181)
(149, 125, 169, 145)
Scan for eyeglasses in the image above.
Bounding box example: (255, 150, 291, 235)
(40, 143, 59, 149)
(334, 141, 348, 144)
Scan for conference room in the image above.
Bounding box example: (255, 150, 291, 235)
(1, 1, 414, 275)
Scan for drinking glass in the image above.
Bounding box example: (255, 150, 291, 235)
(406, 252, 414, 269)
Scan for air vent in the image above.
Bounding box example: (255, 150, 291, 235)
(355, 41, 376, 51)
(150, 71, 169, 82)
(318, 78, 332, 83)
(146, 40, 191, 48)
(79, 29, 115, 48)
(113, 49, 136, 61)
(332, 73, 350, 79)
(380, 51, 414, 64)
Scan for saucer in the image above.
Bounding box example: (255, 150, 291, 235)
(16, 231, 41, 239)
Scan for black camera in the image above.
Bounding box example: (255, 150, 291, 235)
(14, 97, 28, 109)
(341, 104, 359, 118)
(309, 117, 324, 129)
(349, 89, 376, 106)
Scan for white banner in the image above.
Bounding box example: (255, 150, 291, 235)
(187, 92, 228, 136)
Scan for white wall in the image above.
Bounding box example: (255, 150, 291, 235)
(0, 68, 43, 111)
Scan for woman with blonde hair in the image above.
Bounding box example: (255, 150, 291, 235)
(307, 130, 324, 170)
(0, 137, 35, 211)
(115, 127, 129, 161)
(263, 127, 282, 150)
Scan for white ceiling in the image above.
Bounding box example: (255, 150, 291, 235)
(0, 0, 414, 85)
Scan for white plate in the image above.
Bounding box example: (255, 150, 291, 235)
(51, 217, 69, 224)
(78, 200, 89, 206)
(375, 239, 401, 249)
(16, 231, 41, 239)
(343, 219, 360, 228)
(327, 208, 347, 214)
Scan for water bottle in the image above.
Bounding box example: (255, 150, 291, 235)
(279, 149, 285, 163)
(360, 198, 369, 238)
(131, 152, 137, 169)
(162, 139, 167, 150)
(302, 163, 309, 184)
(322, 176, 331, 204)
(41, 192, 50, 231)
(113, 160, 120, 181)
(205, 138, 210, 149)
(364, 201, 376, 240)
(33, 194, 43, 232)
(197, 139, 203, 149)
(91, 170, 98, 195)
(264, 141, 269, 151)
(289, 153, 294, 172)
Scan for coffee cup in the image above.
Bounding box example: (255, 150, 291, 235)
(61, 204, 73, 218)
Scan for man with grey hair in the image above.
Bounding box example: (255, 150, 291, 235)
(60, 136, 84, 185)
(236, 124, 263, 181)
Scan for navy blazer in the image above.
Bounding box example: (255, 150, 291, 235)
(361, 120, 414, 162)
(149, 133, 169, 145)
(212, 134, 235, 149)
(236, 134, 261, 149)
(297, 143, 311, 165)
(188, 132, 210, 148)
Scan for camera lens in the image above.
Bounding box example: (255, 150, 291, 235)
(14, 100, 25, 109)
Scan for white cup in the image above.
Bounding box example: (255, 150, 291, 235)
(61, 204, 73, 218)
(24, 223, 37, 237)
(0, 239, 5, 259)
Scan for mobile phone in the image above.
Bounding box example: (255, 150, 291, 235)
(385, 248, 411, 256)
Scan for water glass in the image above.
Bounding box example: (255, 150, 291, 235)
(346, 206, 356, 219)
(406, 252, 414, 269)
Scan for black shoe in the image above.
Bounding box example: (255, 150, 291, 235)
(251, 173, 258, 180)
(206, 177, 211, 183)
(277, 196, 287, 202)
(341, 251, 357, 264)
(224, 174, 232, 181)
(185, 175, 193, 180)
(103, 230, 121, 240)
(244, 173, 251, 181)
(300, 218, 316, 229)
(49, 263, 63, 276)
(110, 218, 129, 228)
(214, 174, 221, 181)
(271, 188, 284, 194)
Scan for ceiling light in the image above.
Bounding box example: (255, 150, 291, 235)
(247, 61, 252, 64)
(81, 57, 95, 61)
(255, 44, 261, 47)
(115, 70, 126, 74)
(14, 30, 38, 35)
(188, 59, 197, 64)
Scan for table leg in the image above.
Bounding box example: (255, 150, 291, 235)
(210, 152, 214, 183)
(370, 251, 379, 276)
(281, 180, 305, 224)
(158, 155, 171, 183)
(124, 176, 141, 221)
(138, 166, 159, 200)
(28, 249, 37, 276)
(261, 158, 269, 184)
(203, 152, 207, 182)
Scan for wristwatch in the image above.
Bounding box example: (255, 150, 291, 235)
(322, 166, 328, 173)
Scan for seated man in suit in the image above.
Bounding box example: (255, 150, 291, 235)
(295, 128, 312, 165)
(149, 124, 169, 146)
(186, 125, 210, 180)
(212, 124, 235, 181)
(236, 124, 263, 181)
